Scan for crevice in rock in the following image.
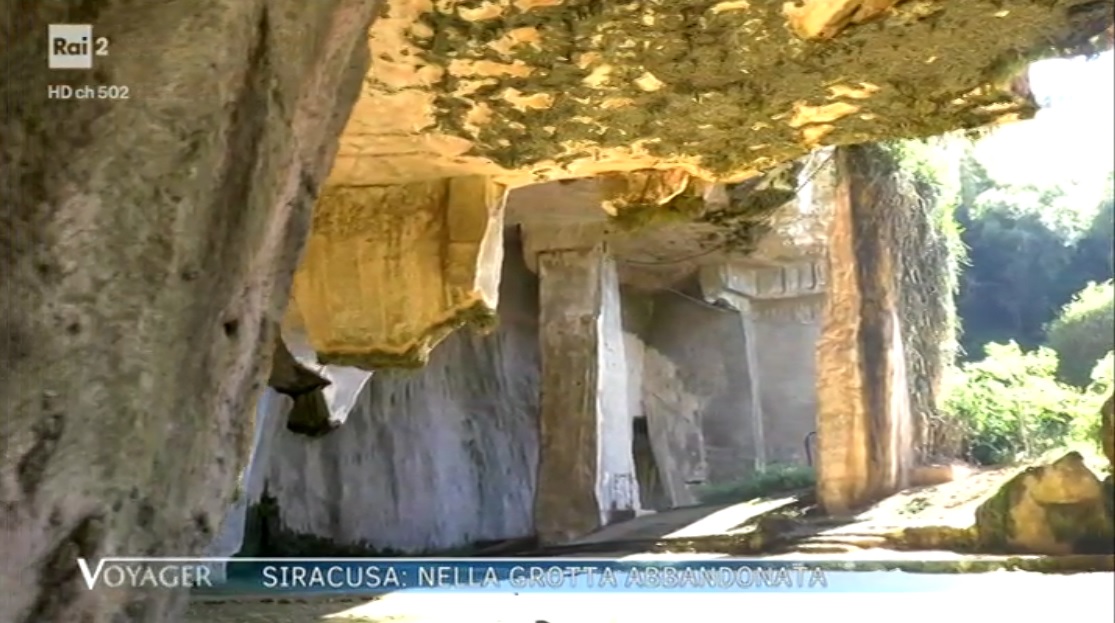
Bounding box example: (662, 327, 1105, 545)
(24, 513, 105, 623)
(16, 412, 65, 498)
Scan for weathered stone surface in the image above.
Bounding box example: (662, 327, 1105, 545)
(535, 244, 640, 542)
(975, 452, 1114, 555)
(260, 238, 540, 554)
(289, 176, 507, 368)
(330, 0, 1110, 188)
(203, 390, 292, 581)
(642, 290, 742, 493)
(815, 145, 915, 514)
(0, 1, 381, 621)
(1102, 393, 1114, 468)
(783, 0, 902, 40)
(751, 297, 824, 464)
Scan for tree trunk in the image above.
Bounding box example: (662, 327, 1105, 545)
(0, 1, 381, 621)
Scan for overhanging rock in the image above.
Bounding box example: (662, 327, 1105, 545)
(331, 0, 1111, 187)
(312, 0, 1112, 368)
(289, 176, 508, 368)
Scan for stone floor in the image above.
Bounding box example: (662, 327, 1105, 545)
(184, 465, 1115, 622)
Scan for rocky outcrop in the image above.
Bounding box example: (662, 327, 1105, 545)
(974, 452, 1114, 555)
(288, 177, 508, 368)
(0, 1, 382, 621)
(339, 0, 1081, 187)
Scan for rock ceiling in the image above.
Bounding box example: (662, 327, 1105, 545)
(327, 0, 1110, 188)
(287, 0, 1114, 367)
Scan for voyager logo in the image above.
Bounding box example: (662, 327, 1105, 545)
(76, 558, 215, 590)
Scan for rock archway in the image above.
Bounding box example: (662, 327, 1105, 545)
(3, 1, 1112, 621)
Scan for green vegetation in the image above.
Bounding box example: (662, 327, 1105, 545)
(696, 464, 815, 505)
(1046, 280, 1115, 387)
(937, 342, 1111, 466)
(881, 138, 966, 459)
(894, 125, 1114, 467)
(955, 162, 1113, 360)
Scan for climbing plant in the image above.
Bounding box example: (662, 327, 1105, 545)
(875, 137, 967, 461)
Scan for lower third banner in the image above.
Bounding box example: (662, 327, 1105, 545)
(75, 557, 943, 594)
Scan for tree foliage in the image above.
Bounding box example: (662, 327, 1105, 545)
(1046, 280, 1115, 387)
(914, 136, 1113, 464)
(940, 342, 1109, 465)
(955, 161, 1114, 360)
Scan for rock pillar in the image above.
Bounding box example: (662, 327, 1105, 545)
(735, 300, 768, 470)
(815, 146, 914, 515)
(534, 244, 640, 543)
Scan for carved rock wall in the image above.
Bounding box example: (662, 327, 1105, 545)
(642, 291, 743, 494)
(752, 297, 824, 464)
(0, 1, 381, 621)
(263, 236, 540, 553)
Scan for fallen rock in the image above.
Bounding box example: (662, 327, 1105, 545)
(974, 452, 1114, 555)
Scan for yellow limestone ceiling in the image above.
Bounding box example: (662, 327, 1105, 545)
(326, 0, 1058, 189)
(293, 0, 1110, 368)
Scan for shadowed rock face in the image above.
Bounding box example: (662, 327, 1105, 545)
(1, 1, 1113, 622)
(0, 1, 382, 621)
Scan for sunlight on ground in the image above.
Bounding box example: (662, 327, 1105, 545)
(840, 466, 1019, 530)
(318, 574, 1115, 623)
(573, 496, 796, 545)
(662, 497, 796, 538)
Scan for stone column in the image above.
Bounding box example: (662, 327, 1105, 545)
(735, 299, 768, 471)
(815, 146, 913, 515)
(534, 244, 640, 543)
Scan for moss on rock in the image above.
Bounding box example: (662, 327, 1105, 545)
(975, 452, 1114, 555)
(410, 0, 1111, 180)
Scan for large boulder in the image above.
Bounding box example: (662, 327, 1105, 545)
(975, 452, 1114, 555)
